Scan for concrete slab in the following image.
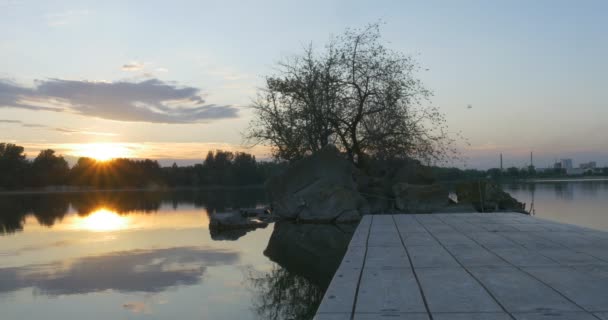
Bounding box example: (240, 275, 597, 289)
(490, 248, 558, 267)
(354, 313, 430, 319)
(316, 267, 361, 314)
(594, 312, 608, 320)
(339, 245, 366, 269)
(365, 245, 409, 268)
(444, 243, 509, 267)
(433, 232, 478, 246)
(367, 231, 403, 247)
(523, 266, 608, 312)
(498, 232, 564, 250)
(416, 267, 502, 313)
(355, 267, 426, 314)
(468, 266, 582, 313)
(407, 245, 460, 268)
(536, 249, 606, 266)
(467, 232, 520, 249)
(512, 312, 598, 320)
(400, 232, 439, 246)
(314, 313, 351, 320)
(432, 313, 512, 320)
(315, 213, 608, 319)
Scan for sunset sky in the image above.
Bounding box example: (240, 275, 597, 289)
(1, 0, 607, 169)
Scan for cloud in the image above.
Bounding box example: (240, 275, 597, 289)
(122, 61, 145, 71)
(0, 78, 239, 123)
(0, 119, 117, 136)
(0, 246, 240, 295)
(123, 301, 150, 314)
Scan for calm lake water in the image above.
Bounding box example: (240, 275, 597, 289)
(503, 179, 608, 231)
(1, 181, 607, 319)
(0, 189, 354, 320)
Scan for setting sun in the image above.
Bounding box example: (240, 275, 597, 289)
(74, 143, 133, 161)
(73, 208, 130, 232)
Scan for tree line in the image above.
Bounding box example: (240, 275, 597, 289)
(0, 143, 284, 190)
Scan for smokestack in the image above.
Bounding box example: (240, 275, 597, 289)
(530, 152, 534, 167)
(500, 153, 503, 171)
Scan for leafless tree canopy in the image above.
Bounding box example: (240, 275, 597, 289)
(247, 23, 455, 166)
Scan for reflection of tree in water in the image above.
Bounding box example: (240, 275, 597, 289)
(248, 265, 324, 320)
(0, 196, 28, 234)
(0, 188, 267, 235)
(247, 222, 356, 320)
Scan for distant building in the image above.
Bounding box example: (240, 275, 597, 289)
(566, 168, 585, 175)
(553, 162, 562, 169)
(580, 161, 597, 169)
(560, 159, 573, 170)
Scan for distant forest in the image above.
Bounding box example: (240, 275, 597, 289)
(0, 143, 286, 190)
(2, 142, 606, 191)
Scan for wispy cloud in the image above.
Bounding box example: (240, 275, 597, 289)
(0, 119, 118, 136)
(122, 61, 146, 71)
(0, 78, 239, 123)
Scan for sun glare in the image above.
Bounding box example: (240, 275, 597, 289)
(75, 143, 132, 161)
(74, 208, 130, 232)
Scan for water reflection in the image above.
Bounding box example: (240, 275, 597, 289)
(0, 246, 240, 295)
(0, 188, 266, 235)
(503, 179, 608, 231)
(0, 190, 353, 319)
(72, 208, 131, 231)
(248, 222, 355, 320)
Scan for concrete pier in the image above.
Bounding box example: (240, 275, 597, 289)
(314, 213, 608, 320)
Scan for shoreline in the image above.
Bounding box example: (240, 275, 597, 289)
(519, 177, 608, 183)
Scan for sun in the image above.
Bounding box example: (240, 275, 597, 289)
(73, 208, 130, 232)
(75, 143, 132, 161)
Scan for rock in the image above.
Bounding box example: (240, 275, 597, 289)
(239, 207, 270, 217)
(455, 180, 525, 212)
(208, 211, 269, 240)
(266, 145, 366, 223)
(263, 222, 356, 289)
(393, 183, 449, 213)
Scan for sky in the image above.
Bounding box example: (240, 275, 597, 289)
(1, 0, 607, 169)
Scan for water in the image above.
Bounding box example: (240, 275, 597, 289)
(503, 179, 608, 231)
(0, 190, 354, 320)
(3, 181, 607, 319)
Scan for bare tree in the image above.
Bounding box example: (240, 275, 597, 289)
(247, 23, 455, 167)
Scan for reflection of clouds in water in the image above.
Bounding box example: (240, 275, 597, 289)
(0, 246, 239, 295)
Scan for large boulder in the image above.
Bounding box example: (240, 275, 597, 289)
(267, 145, 366, 222)
(393, 183, 449, 213)
(455, 180, 525, 212)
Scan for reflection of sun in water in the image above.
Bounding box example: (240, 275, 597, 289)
(75, 208, 130, 232)
(74, 143, 132, 161)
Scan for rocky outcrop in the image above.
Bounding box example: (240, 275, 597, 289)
(393, 183, 449, 213)
(267, 145, 366, 222)
(455, 180, 525, 212)
(266, 146, 523, 220)
(208, 211, 270, 240)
